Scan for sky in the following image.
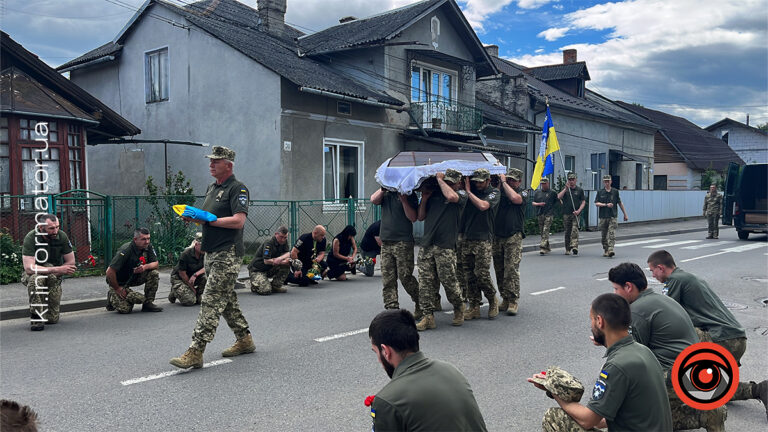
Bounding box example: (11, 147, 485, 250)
(3, 0, 767, 127)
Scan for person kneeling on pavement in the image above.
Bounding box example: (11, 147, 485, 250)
(169, 232, 206, 306)
(105, 227, 163, 313)
(324, 225, 358, 281)
(285, 225, 328, 287)
(248, 226, 292, 295)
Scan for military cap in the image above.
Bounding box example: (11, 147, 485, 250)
(206, 145, 236, 162)
(531, 366, 585, 402)
(602, 175, 612, 181)
(567, 172, 577, 180)
(443, 169, 462, 184)
(540, 177, 550, 183)
(507, 168, 523, 181)
(470, 168, 490, 182)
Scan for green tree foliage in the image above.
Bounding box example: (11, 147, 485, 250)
(701, 166, 726, 191)
(755, 122, 768, 132)
(145, 171, 197, 266)
(0, 229, 23, 284)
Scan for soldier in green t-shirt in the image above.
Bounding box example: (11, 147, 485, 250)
(492, 168, 526, 316)
(169, 232, 206, 306)
(594, 175, 628, 257)
(21, 214, 76, 331)
(648, 250, 768, 415)
(532, 177, 557, 254)
(105, 227, 162, 313)
(248, 226, 292, 295)
(528, 293, 673, 431)
(557, 172, 586, 255)
(703, 184, 723, 239)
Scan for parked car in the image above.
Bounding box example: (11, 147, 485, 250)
(722, 162, 768, 239)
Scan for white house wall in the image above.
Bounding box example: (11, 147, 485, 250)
(70, 4, 282, 198)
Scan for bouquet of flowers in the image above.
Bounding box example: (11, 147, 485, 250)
(354, 255, 375, 270)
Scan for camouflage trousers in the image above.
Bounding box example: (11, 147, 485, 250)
(459, 239, 497, 307)
(417, 245, 464, 314)
(456, 237, 466, 300)
(107, 269, 159, 314)
(707, 215, 720, 238)
(598, 217, 618, 253)
(380, 241, 419, 310)
(563, 214, 580, 252)
(538, 214, 553, 252)
(492, 233, 523, 302)
(170, 273, 207, 306)
(249, 265, 290, 295)
(541, 407, 603, 432)
(190, 246, 250, 351)
(696, 328, 754, 400)
(664, 371, 727, 430)
(23, 269, 62, 324)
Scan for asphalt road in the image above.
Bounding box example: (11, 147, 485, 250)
(1, 230, 766, 431)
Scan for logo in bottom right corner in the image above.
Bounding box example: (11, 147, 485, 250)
(672, 342, 740, 410)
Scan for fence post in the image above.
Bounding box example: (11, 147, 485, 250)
(105, 195, 113, 268)
(134, 197, 140, 227)
(347, 198, 355, 227)
(289, 201, 298, 246)
(49, 194, 56, 214)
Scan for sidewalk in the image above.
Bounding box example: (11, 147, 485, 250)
(0, 217, 708, 320)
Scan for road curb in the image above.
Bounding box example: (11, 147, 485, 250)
(1, 227, 707, 321)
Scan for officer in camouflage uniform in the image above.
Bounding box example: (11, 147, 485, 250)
(248, 226, 291, 295)
(21, 214, 76, 331)
(492, 168, 526, 316)
(460, 168, 500, 320)
(414, 170, 468, 330)
(594, 175, 628, 257)
(168, 232, 206, 306)
(105, 227, 163, 313)
(370, 187, 420, 315)
(558, 173, 585, 255)
(170, 146, 254, 369)
(533, 177, 557, 255)
(703, 184, 723, 239)
(609, 262, 726, 431)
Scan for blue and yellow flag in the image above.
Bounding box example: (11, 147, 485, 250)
(530, 106, 560, 189)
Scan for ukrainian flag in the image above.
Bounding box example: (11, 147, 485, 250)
(530, 106, 560, 189)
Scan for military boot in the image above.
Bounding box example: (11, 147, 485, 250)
(451, 307, 464, 326)
(222, 333, 256, 357)
(499, 298, 509, 313)
(106, 291, 115, 311)
(466, 305, 480, 320)
(416, 314, 436, 331)
(507, 298, 519, 316)
(168, 292, 176, 303)
(413, 305, 423, 322)
(607, 250, 615, 257)
(142, 302, 163, 312)
(488, 296, 499, 319)
(753, 380, 768, 421)
(169, 347, 203, 369)
(702, 405, 727, 432)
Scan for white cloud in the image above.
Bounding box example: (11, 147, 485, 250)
(510, 0, 768, 126)
(537, 26, 568, 41)
(516, 0, 556, 9)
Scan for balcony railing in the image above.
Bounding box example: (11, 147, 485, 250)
(410, 100, 483, 133)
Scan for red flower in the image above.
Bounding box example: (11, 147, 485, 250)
(371, 257, 376, 264)
(364, 395, 375, 407)
(139, 256, 146, 265)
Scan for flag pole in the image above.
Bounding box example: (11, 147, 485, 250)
(548, 100, 579, 228)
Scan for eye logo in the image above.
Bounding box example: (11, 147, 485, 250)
(671, 342, 739, 410)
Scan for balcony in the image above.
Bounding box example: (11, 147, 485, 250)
(410, 100, 483, 133)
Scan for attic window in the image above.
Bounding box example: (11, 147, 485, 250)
(145, 47, 169, 103)
(337, 101, 351, 115)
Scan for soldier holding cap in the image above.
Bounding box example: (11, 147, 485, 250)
(595, 175, 628, 257)
(105, 227, 162, 313)
(557, 173, 585, 255)
(533, 177, 558, 255)
(492, 168, 526, 315)
(703, 184, 722, 239)
(528, 293, 672, 431)
(414, 169, 469, 330)
(170, 145, 255, 369)
(459, 168, 501, 320)
(168, 232, 206, 306)
(248, 226, 291, 295)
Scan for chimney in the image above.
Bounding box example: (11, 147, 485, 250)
(563, 49, 577, 64)
(339, 16, 357, 24)
(258, 0, 287, 37)
(484, 44, 499, 57)
(746, 114, 750, 126)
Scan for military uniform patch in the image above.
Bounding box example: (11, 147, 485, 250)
(238, 194, 248, 206)
(521, 190, 528, 197)
(488, 192, 497, 200)
(592, 379, 606, 400)
(662, 284, 669, 295)
(216, 190, 224, 201)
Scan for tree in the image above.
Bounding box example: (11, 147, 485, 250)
(755, 122, 768, 132)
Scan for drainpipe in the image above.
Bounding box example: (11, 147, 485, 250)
(298, 87, 403, 110)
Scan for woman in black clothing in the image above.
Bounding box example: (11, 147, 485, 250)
(324, 225, 358, 281)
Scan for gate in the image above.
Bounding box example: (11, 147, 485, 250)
(51, 190, 109, 273)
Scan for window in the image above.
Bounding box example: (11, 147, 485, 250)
(564, 155, 575, 173)
(323, 139, 363, 201)
(68, 124, 84, 190)
(635, 163, 643, 190)
(410, 63, 457, 103)
(590, 152, 607, 190)
(654, 175, 667, 190)
(21, 146, 60, 209)
(337, 101, 351, 115)
(19, 119, 56, 142)
(0, 117, 8, 196)
(145, 47, 169, 103)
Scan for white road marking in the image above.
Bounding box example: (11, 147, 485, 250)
(723, 243, 768, 253)
(615, 239, 668, 247)
(121, 359, 232, 386)
(681, 251, 730, 262)
(531, 287, 566, 296)
(642, 240, 700, 248)
(596, 278, 608, 281)
(314, 328, 369, 343)
(681, 241, 732, 250)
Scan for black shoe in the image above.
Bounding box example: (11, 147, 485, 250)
(572, 248, 578, 255)
(142, 302, 163, 312)
(31, 322, 44, 331)
(754, 380, 768, 421)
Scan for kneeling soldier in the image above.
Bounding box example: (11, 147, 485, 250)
(248, 226, 292, 295)
(105, 227, 163, 313)
(169, 232, 206, 306)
